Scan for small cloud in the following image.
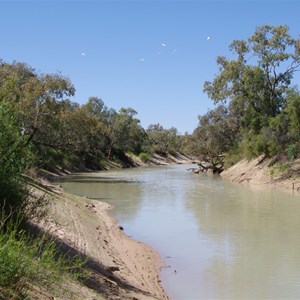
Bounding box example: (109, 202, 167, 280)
(161, 43, 167, 47)
(81, 52, 86, 56)
(172, 49, 177, 54)
(207, 36, 210, 41)
(139, 58, 145, 62)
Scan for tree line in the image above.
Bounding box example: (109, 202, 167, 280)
(186, 25, 300, 172)
(0, 60, 185, 171)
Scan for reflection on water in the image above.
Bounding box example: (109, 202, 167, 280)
(58, 164, 300, 300)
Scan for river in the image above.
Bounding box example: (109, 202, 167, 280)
(58, 164, 300, 300)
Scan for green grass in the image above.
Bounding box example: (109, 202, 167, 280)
(139, 152, 150, 163)
(270, 163, 289, 177)
(0, 216, 89, 299)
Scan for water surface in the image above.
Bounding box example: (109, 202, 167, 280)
(58, 164, 300, 299)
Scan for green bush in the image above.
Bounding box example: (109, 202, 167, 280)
(286, 143, 299, 160)
(270, 163, 289, 177)
(0, 104, 30, 216)
(224, 149, 243, 169)
(139, 152, 150, 163)
(0, 216, 88, 299)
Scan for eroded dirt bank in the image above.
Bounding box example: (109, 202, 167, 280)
(32, 180, 169, 300)
(221, 155, 300, 193)
(29, 153, 193, 299)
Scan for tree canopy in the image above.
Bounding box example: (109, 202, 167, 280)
(194, 25, 300, 168)
(0, 60, 184, 172)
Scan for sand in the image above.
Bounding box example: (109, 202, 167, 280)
(32, 181, 169, 300)
(221, 154, 300, 193)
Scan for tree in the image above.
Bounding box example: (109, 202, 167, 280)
(189, 105, 239, 173)
(201, 25, 300, 160)
(82, 97, 105, 117)
(268, 87, 300, 159)
(146, 124, 181, 155)
(0, 62, 75, 148)
(102, 107, 146, 158)
(285, 87, 300, 140)
(0, 61, 36, 104)
(204, 25, 300, 132)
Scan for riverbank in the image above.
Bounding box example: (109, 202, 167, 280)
(31, 178, 169, 300)
(29, 153, 195, 299)
(40, 152, 194, 180)
(221, 154, 300, 193)
(28, 153, 194, 299)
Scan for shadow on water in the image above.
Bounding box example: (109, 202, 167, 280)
(57, 172, 145, 223)
(55, 175, 141, 184)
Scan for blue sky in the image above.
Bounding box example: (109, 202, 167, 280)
(1, 0, 300, 134)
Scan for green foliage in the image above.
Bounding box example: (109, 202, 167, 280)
(107, 107, 146, 155)
(286, 143, 299, 160)
(284, 87, 300, 140)
(270, 163, 289, 177)
(139, 152, 150, 163)
(0, 65, 92, 298)
(188, 105, 239, 167)
(0, 215, 88, 299)
(198, 25, 300, 164)
(0, 59, 186, 171)
(204, 25, 299, 126)
(147, 124, 182, 155)
(0, 103, 30, 215)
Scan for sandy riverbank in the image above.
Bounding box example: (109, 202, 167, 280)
(28, 153, 195, 299)
(32, 179, 169, 300)
(221, 154, 300, 193)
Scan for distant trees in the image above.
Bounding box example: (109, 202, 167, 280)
(0, 60, 184, 172)
(146, 123, 182, 155)
(187, 105, 239, 172)
(192, 25, 300, 169)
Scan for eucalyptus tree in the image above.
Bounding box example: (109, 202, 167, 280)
(204, 25, 300, 132)
(0, 61, 75, 149)
(267, 87, 300, 158)
(190, 105, 239, 172)
(82, 96, 105, 117)
(104, 107, 146, 158)
(201, 25, 300, 160)
(146, 123, 181, 155)
(0, 61, 35, 104)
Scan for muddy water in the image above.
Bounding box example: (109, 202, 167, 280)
(58, 164, 300, 299)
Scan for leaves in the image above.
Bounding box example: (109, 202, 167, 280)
(199, 25, 300, 161)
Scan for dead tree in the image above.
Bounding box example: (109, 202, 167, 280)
(193, 154, 225, 174)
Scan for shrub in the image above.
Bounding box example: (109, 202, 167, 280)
(0, 104, 30, 216)
(139, 152, 150, 163)
(286, 143, 299, 160)
(270, 163, 289, 177)
(0, 215, 88, 299)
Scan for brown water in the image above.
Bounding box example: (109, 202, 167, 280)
(57, 164, 300, 300)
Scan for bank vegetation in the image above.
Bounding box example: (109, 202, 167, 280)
(186, 25, 300, 175)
